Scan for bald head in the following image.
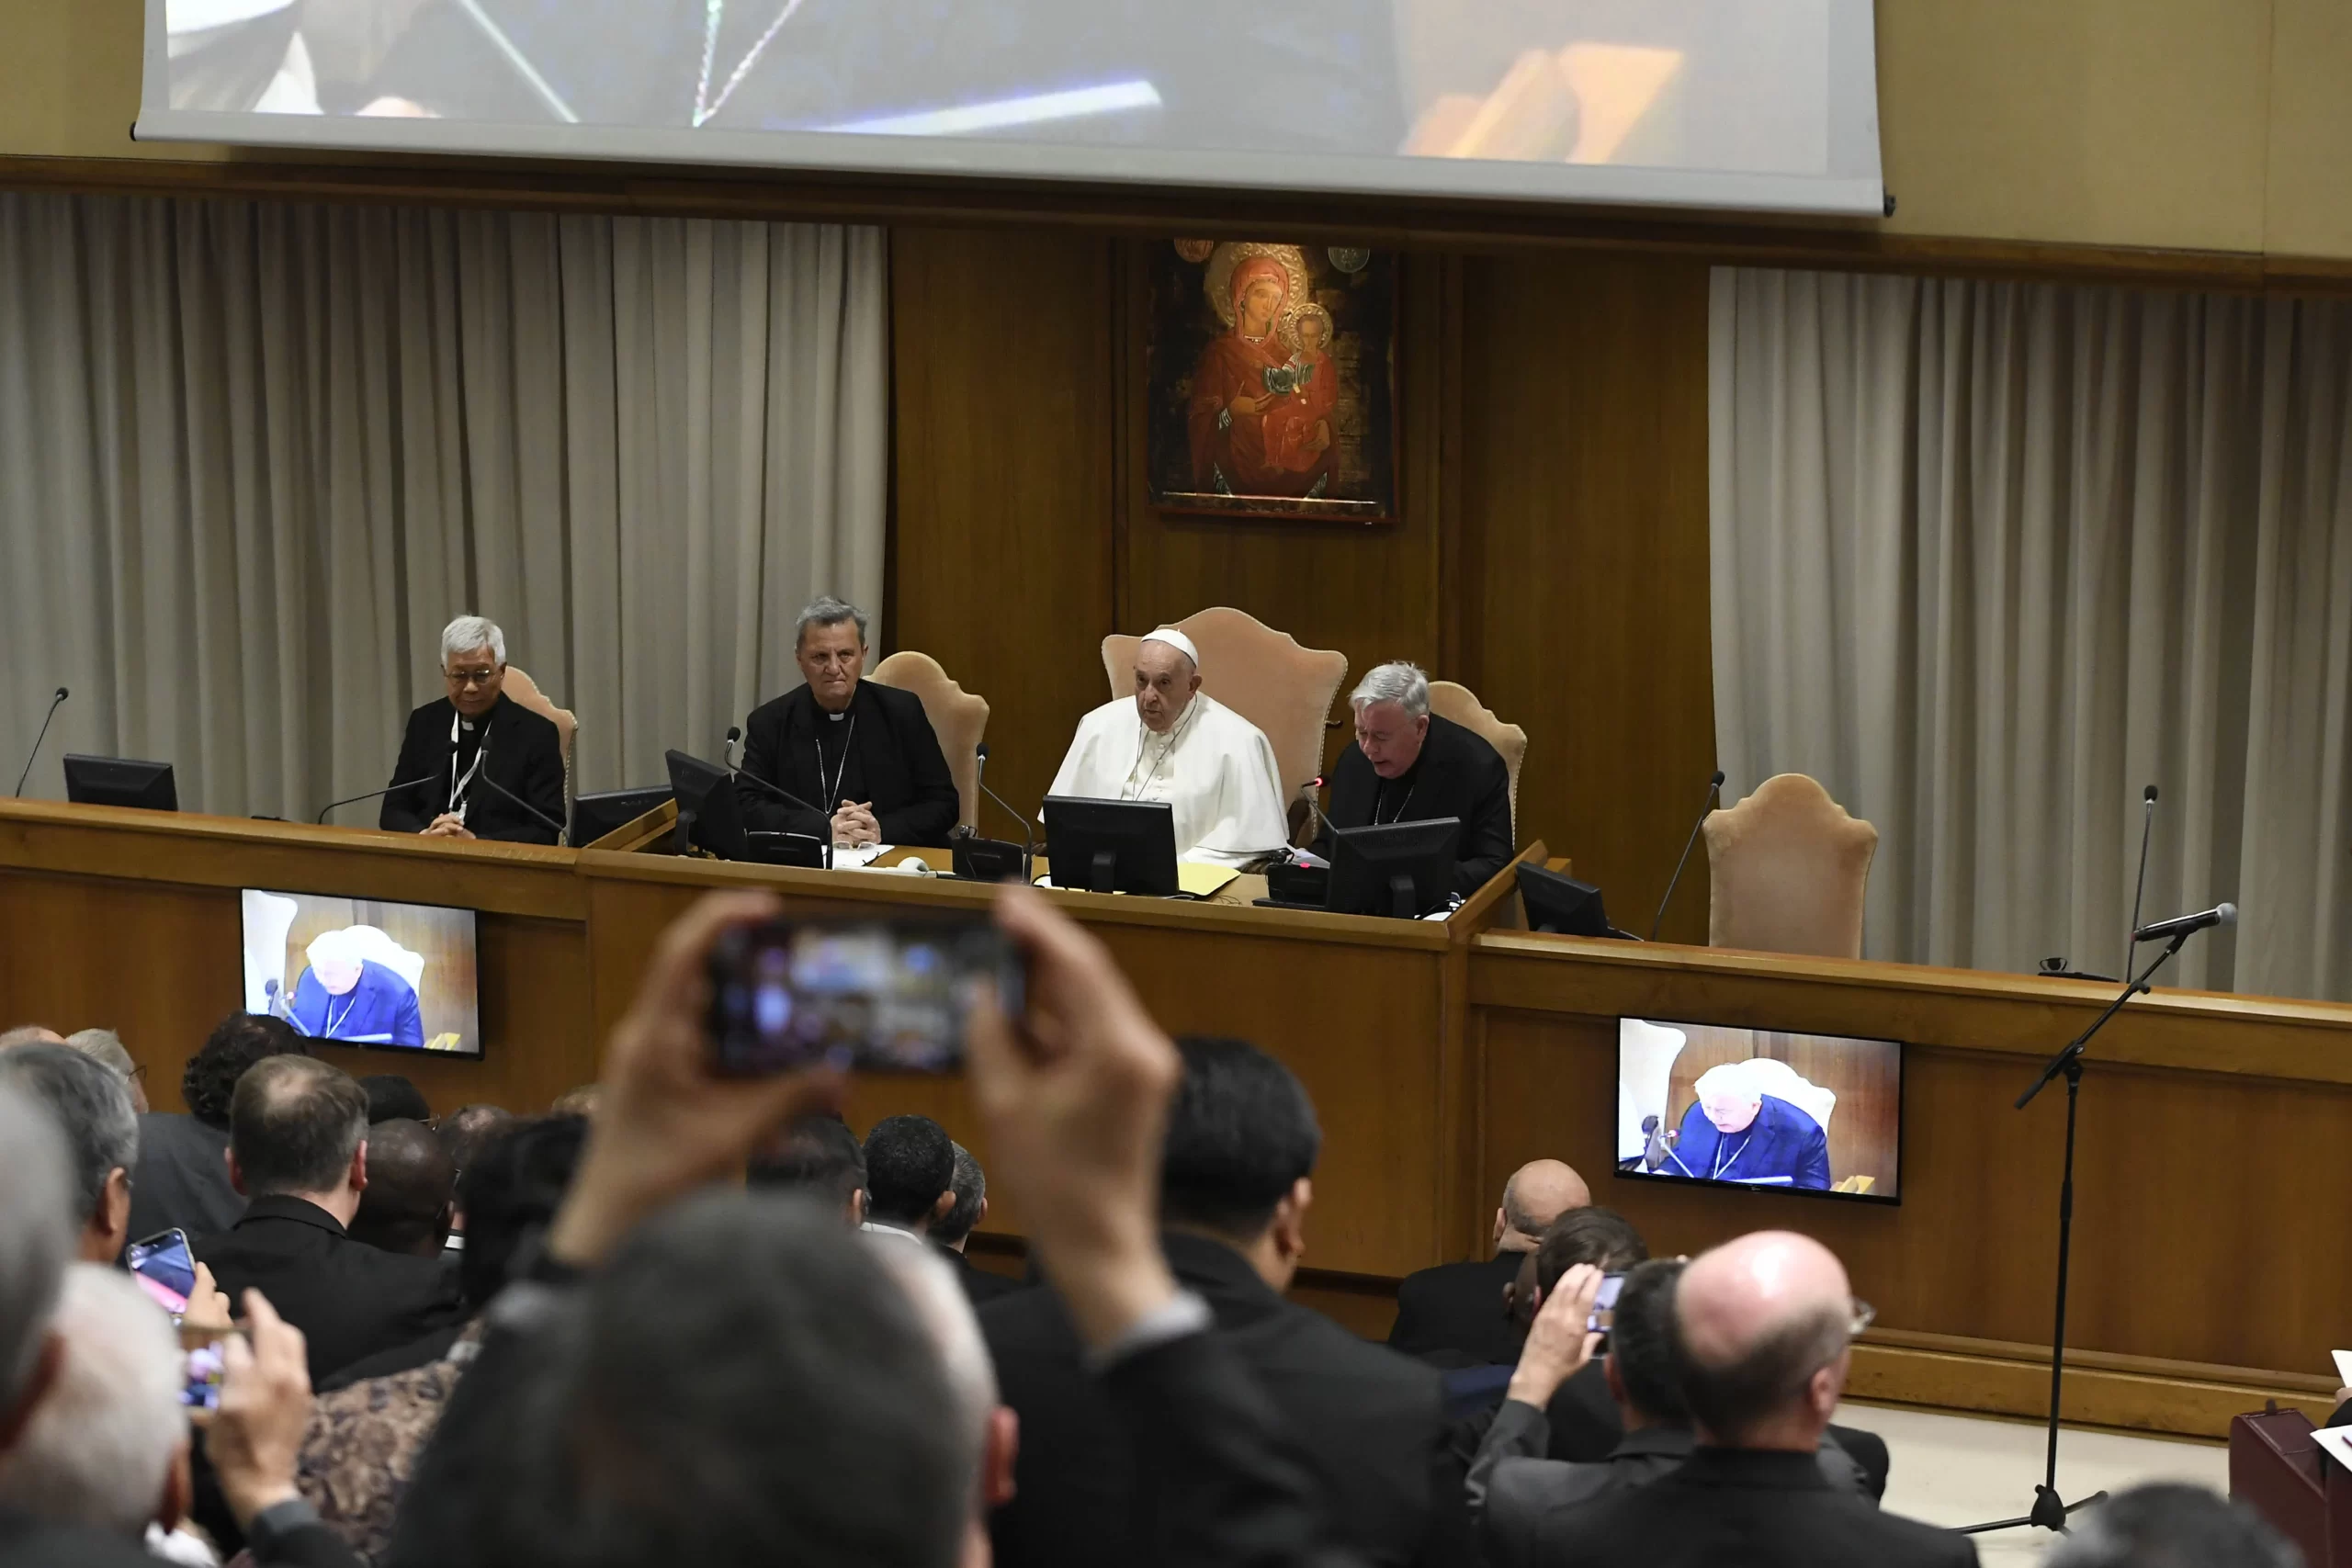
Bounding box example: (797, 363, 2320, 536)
(1496, 1159, 1589, 1252)
(1673, 1231, 1854, 1450)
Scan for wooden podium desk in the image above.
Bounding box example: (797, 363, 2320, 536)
(0, 798, 1533, 1291)
(1469, 930, 2352, 1436)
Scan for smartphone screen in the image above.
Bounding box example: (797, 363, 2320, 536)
(127, 1229, 197, 1317)
(707, 916, 1020, 1077)
(180, 1327, 232, 1411)
(1588, 1271, 1628, 1335)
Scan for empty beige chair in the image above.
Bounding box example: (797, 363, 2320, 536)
(1702, 773, 1877, 959)
(1100, 608, 1348, 815)
(497, 666, 578, 835)
(871, 650, 990, 832)
(1426, 680, 1526, 839)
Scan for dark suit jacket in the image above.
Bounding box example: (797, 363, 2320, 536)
(1315, 714, 1515, 895)
(0, 1505, 358, 1568)
(1388, 1250, 1524, 1365)
(736, 680, 958, 848)
(947, 1247, 1024, 1307)
(1530, 1448, 1974, 1568)
(982, 1232, 1466, 1568)
(380, 694, 565, 844)
(193, 1196, 468, 1383)
(126, 1112, 243, 1247)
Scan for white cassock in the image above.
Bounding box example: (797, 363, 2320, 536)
(1048, 693, 1291, 868)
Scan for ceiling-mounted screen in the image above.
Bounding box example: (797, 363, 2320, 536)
(137, 0, 1884, 215)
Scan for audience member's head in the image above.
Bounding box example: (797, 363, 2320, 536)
(63, 1030, 148, 1115)
(549, 1083, 601, 1119)
(866, 1235, 1019, 1561)
(0, 1264, 188, 1541)
(1510, 1205, 1649, 1328)
(864, 1114, 956, 1234)
(1493, 1158, 1589, 1252)
(1602, 1258, 1689, 1428)
(2044, 1483, 2299, 1568)
(181, 1012, 307, 1131)
(933, 1144, 988, 1253)
(456, 1115, 588, 1312)
(227, 1055, 370, 1223)
(349, 1118, 455, 1258)
(0, 1045, 139, 1264)
(0, 1024, 65, 1050)
(362, 1073, 433, 1124)
(1160, 1036, 1319, 1291)
(0, 1085, 74, 1451)
(443, 1192, 968, 1568)
(1670, 1230, 1859, 1451)
(749, 1114, 867, 1225)
(435, 1103, 514, 1176)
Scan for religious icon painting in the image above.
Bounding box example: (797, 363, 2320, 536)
(1146, 240, 1399, 523)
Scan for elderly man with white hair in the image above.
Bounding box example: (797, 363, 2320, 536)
(1047, 626, 1289, 869)
(1667, 1061, 1832, 1190)
(379, 614, 567, 844)
(285, 930, 424, 1049)
(1313, 660, 1515, 894)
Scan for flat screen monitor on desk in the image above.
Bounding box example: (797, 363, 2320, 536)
(571, 785, 673, 849)
(1329, 818, 1459, 919)
(1517, 864, 1633, 939)
(62, 754, 177, 813)
(1043, 796, 1179, 896)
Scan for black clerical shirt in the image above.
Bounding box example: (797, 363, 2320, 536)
(1317, 712, 1515, 895)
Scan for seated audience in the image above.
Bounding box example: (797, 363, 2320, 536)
(935, 1142, 1022, 1306)
(430, 1103, 513, 1258)
(1390, 1158, 1588, 1364)
(1469, 1259, 1870, 1565)
(863, 1113, 957, 1241)
(749, 1113, 868, 1224)
(983, 1033, 1465, 1568)
(128, 1013, 310, 1246)
(361, 1077, 433, 1126)
(193, 1057, 465, 1383)
(299, 1115, 588, 1559)
(0, 1083, 363, 1568)
(346, 1120, 456, 1260)
(1445, 1206, 1648, 1452)
(2044, 1483, 2299, 1568)
(64, 1029, 150, 1114)
(0, 1264, 197, 1551)
(1527, 1230, 1971, 1568)
(0, 1045, 138, 1264)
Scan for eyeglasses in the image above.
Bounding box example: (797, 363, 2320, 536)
(444, 667, 501, 687)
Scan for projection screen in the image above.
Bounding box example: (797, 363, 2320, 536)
(137, 0, 1884, 215)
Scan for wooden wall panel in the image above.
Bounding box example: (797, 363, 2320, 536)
(1455, 254, 1716, 943)
(888, 227, 1118, 829)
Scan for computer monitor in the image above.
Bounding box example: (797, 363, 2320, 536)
(1042, 796, 1179, 897)
(570, 785, 673, 849)
(1516, 864, 1632, 939)
(62, 754, 177, 812)
(1328, 818, 1461, 919)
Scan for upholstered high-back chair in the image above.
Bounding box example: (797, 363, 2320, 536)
(1702, 773, 1877, 958)
(1100, 608, 1348, 809)
(498, 666, 578, 832)
(871, 650, 990, 832)
(1426, 680, 1526, 838)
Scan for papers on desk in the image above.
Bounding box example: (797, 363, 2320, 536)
(1026, 862, 1240, 898)
(2315, 1425, 2352, 1474)
(2333, 1349, 2352, 1390)
(829, 844, 893, 869)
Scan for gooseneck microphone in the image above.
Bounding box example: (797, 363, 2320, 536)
(732, 766, 836, 870)
(13, 686, 68, 796)
(2133, 903, 2236, 944)
(475, 772, 569, 841)
(1297, 774, 1332, 852)
(974, 742, 1037, 862)
(2121, 784, 2157, 979)
(317, 776, 435, 824)
(1648, 770, 1726, 942)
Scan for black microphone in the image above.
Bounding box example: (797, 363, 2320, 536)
(2122, 784, 2158, 978)
(725, 725, 744, 771)
(974, 743, 1036, 853)
(13, 686, 67, 796)
(262, 976, 293, 1022)
(2133, 903, 2236, 944)
(1297, 774, 1332, 854)
(1648, 770, 1726, 942)
(474, 771, 569, 841)
(733, 766, 835, 870)
(317, 776, 435, 825)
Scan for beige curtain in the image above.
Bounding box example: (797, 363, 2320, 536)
(1710, 267, 2352, 1000)
(0, 192, 887, 820)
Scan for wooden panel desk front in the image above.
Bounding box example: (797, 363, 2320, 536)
(1471, 931, 2352, 1432)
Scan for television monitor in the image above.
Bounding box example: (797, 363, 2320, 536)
(1516, 863, 1631, 938)
(571, 784, 673, 848)
(1615, 1017, 1901, 1204)
(1042, 796, 1179, 897)
(62, 754, 178, 812)
(1329, 818, 1459, 919)
(241, 888, 482, 1057)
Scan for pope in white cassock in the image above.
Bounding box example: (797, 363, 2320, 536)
(1047, 627, 1292, 869)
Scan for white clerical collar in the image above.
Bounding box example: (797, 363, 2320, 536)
(827, 709, 846, 722)
(860, 1221, 923, 1244)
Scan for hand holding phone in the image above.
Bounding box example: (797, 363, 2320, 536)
(1507, 1264, 1608, 1410)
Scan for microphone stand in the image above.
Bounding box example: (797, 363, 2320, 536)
(1649, 771, 1724, 942)
(2121, 785, 2157, 982)
(316, 777, 435, 825)
(14, 687, 68, 796)
(732, 766, 835, 871)
(1960, 926, 2197, 1538)
(973, 746, 1036, 881)
(474, 772, 570, 842)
